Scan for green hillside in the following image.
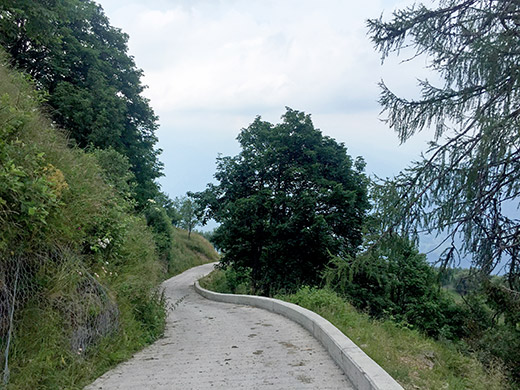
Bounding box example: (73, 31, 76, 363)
(0, 54, 217, 389)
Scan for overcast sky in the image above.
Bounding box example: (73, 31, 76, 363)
(96, 0, 437, 190)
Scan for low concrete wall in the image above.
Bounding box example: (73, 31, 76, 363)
(194, 281, 403, 390)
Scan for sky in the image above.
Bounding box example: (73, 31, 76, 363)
(95, 0, 448, 257)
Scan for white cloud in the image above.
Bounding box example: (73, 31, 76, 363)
(102, 0, 403, 114)
(98, 0, 436, 198)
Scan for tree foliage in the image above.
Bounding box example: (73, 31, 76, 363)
(324, 233, 466, 339)
(175, 196, 200, 238)
(192, 108, 369, 293)
(91, 147, 136, 199)
(0, 0, 163, 204)
(155, 191, 180, 226)
(143, 201, 173, 265)
(367, 0, 520, 290)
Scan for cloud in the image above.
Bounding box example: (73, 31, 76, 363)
(101, 0, 401, 115)
(99, 0, 436, 200)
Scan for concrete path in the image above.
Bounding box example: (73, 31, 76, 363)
(85, 263, 354, 390)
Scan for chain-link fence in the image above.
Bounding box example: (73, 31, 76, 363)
(1, 254, 28, 386)
(0, 250, 119, 387)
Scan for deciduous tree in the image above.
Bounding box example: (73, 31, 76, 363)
(0, 0, 163, 204)
(192, 108, 369, 293)
(175, 196, 200, 238)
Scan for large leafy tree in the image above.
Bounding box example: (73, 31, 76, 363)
(367, 0, 520, 291)
(192, 108, 369, 293)
(0, 0, 162, 204)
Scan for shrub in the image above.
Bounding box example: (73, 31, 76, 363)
(324, 234, 466, 339)
(143, 203, 173, 268)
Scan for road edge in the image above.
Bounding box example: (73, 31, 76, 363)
(194, 280, 403, 390)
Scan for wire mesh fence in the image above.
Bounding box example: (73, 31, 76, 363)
(1, 254, 29, 386)
(0, 249, 119, 387)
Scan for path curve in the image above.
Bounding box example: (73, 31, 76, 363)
(85, 263, 354, 389)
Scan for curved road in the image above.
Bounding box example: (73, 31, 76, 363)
(85, 263, 353, 389)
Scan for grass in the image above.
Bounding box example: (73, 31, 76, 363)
(168, 228, 219, 276)
(198, 267, 231, 292)
(5, 227, 219, 390)
(201, 269, 508, 390)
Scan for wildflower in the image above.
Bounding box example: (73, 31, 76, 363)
(97, 237, 110, 249)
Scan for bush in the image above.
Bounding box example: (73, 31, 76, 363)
(0, 80, 63, 251)
(199, 266, 252, 295)
(479, 324, 520, 383)
(324, 234, 466, 339)
(143, 203, 173, 267)
(460, 281, 520, 385)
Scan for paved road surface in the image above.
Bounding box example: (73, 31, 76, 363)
(85, 263, 354, 389)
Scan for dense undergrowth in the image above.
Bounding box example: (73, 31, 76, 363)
(0, 55, 217, 389)
(200, 268, 509, 390)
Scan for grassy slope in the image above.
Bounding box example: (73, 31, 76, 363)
(201, 270, 508, 390)
(169, 228, 219, 276)
(0, 56, 218, 389)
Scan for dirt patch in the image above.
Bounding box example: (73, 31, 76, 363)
(279, 341, 299, 350)
(296, 374, 313, 384)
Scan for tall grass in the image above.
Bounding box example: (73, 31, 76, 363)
(168, 228, 219, 276)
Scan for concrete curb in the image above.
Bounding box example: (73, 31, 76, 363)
(194, 281, 403, 390)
